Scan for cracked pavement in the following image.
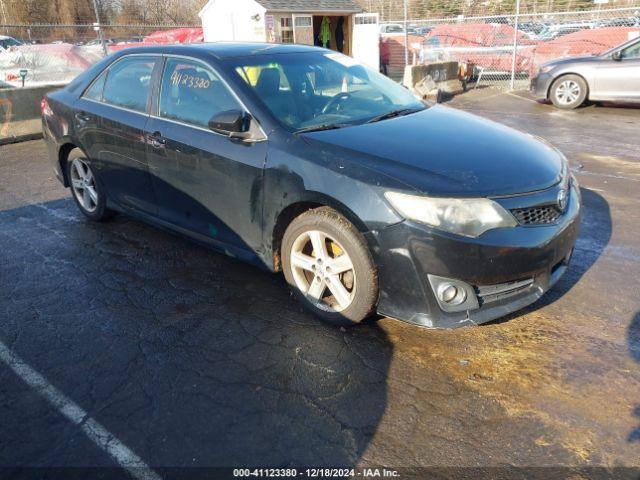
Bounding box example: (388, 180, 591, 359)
(0, 91, 639, 478)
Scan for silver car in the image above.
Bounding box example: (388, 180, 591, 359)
(530, 35, 640, 109)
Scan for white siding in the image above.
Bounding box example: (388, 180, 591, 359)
(199, 0, 267, 42)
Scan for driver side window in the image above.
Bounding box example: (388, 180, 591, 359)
(159, 58, 241, 129)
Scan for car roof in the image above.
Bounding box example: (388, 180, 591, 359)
(112, 42, 326, 60)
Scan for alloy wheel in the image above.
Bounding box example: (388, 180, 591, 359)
(70, 157, 98, 213)
(556, 80, 581, 105)
(289, 230, 356, 312)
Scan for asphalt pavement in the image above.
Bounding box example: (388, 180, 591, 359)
(0, 91, 639, 479)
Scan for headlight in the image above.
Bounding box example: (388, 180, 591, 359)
(384, 192, 517, 238)
(538, 65, 554, 75)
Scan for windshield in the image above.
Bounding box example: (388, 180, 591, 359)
(231, 52, 425, 131)
(0, 37, 23, 49)
(599, 36, 640, 58)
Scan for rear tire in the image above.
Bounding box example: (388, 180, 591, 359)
(549, 74, 587, 110)
(281, 207, 377, 327)
(66, 149, 113, 221)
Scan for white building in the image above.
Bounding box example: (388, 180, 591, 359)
(198, 0, 380, 70)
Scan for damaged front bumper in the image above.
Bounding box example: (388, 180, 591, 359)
(366, 183, 581, 328)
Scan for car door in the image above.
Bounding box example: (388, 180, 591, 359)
(75, 55, 160, 213)
(593, 41, 640, 101)
(145, 56, 268, 256)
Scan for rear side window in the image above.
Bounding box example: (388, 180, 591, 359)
(159, 58, 241, 128)
(84, 71, 107, 101)
(102, 56, 156, 113)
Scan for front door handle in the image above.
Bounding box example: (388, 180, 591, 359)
(147, 132, 166, 149)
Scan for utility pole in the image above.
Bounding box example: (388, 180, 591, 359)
(92, 0, 108, 57)
(0, 0, 8, 35)
(509, 0, 521, 90)
(403, 0, 409, 66)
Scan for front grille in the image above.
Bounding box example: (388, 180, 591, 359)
(511, 205, 561, 225)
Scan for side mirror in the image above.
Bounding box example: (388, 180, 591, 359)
(208, 109, 252, 139)
(612, 51, 622, 61)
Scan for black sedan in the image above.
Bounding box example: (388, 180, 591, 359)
(42, 43, 581, 328)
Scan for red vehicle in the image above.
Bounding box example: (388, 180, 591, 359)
(523, 26, 640, 75)
(421, 23, 535, 73)
(109, 28, 204, 51)
(142, 27, 204, 44)
(381, 33, 424, 73)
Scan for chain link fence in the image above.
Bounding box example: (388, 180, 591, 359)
(381, 4, 640, 87)
(0, 24, 202, 87)
(0, 19, 200, 141)
(0, 1, 639, 90)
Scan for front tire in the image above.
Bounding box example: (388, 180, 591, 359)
(281, 207, 378, 326)
(549, 74, 587, 110)
(67, 149, 113, 221)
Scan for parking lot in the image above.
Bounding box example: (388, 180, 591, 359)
(0, 91, 639, 478)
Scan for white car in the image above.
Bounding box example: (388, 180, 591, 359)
(535, 23, 593, 40)
(380, 24, 405, 35)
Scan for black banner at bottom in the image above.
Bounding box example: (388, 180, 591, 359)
(0, 467, 639, 480)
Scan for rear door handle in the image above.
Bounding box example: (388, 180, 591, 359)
(75, 112, 92, 122)
(147, 132, 166, 149)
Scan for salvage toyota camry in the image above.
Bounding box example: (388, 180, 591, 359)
(42, 43, 581, 328)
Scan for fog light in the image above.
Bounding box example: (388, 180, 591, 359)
(428, 274, 479, 313)
(437, 282, 467, 306)
(441, 285, 458, 303)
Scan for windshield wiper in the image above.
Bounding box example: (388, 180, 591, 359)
(366, 107, 423, 124)
(294, 123, 352, 134)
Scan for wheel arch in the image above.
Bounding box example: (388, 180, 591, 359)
(547, 72, 590, 100)
(58, 142, 80, 187)
(271, 193, 369, 272)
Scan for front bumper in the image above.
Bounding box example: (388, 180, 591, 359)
(530, 71, 554, 100)
(367, 183, 581, 328)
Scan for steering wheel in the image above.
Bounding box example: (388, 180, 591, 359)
(321, 92, 353, 115)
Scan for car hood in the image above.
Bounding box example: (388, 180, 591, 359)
(302, 105, 563, 197)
